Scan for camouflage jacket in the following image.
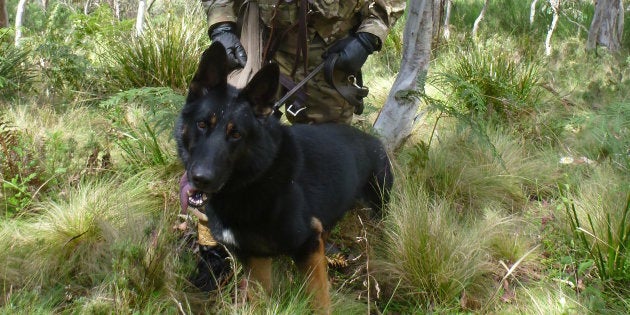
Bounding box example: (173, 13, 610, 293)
(201, 0, 406, 46)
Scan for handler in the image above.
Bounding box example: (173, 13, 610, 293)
(186, 0, 406, 291)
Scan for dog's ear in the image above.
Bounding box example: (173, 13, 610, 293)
(243, 63, 280, 117)
(187, 42, 229, 101)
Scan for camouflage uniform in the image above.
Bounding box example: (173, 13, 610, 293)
(201, 0, 406, 124)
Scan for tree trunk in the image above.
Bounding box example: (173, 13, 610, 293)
(114, 0, 120, 20)
(14, 0, 28, 47)
(373, 0, 433, 153)
(545, 0, 560, 56)
(472, 0, 489, 38)
(443, 0, 452, 40)
(530, 0, 539, 25)
(587, 0, 624, 52)
(0, 0, 8, 28)
(432, 0, 445, 42)
(134, 0, 146, 36)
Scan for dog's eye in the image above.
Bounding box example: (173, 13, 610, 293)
(230, 129, 241, 140)
(197, 121, 207, 129)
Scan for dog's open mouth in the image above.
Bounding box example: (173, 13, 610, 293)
(179, 173, 209, 212)
(188, 189, 209, 209)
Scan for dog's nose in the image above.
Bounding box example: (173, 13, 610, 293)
(190, 168, 214, 188)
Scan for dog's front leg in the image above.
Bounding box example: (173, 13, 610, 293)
(243, 257, 273, 300)
(296, 218, 331, 315)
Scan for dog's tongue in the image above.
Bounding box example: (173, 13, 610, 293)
(179, 173, 209, 213)
(179, 173, 191, 214)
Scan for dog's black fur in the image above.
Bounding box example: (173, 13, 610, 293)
(175, 42, 393, 310)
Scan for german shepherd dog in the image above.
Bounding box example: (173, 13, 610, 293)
(175, 42, 393, 313)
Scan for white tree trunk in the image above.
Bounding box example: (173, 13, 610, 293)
(530, 0, 539, 25)
(114, 0, 120, 20)
(472, 0, 489, 38)
(135, 0, 146, 36)
(443, 0, 452, 40)
(373, 0, 433, 152)
(14, 0, 27, 47)
(587, 0, 624, 51)
(545, 0, 560, 56)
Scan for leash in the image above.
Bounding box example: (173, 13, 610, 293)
(272, 61, 326, 117)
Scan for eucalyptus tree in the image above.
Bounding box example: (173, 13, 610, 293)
(374, 0, 434, 152)
(587, 0, 624, 52)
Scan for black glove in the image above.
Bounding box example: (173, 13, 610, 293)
(324, 32, 381, 74)
(209, 22, 247, 70)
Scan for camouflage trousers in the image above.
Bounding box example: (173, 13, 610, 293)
(273, 35, 355, 125)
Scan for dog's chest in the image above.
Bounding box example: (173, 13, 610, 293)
(210, 195, 308, 256)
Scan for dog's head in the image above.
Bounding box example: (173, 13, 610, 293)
(176, 42, 281, 196)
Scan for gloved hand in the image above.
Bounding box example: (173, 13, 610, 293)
(324, 32, 381, 74)
(208, 22, 247, 70)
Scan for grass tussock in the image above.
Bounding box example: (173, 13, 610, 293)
(0, 172, 182, 312)
(103, 9, 208, 93)
(376, 166, 540, 311)
(409, 126, 559, 213)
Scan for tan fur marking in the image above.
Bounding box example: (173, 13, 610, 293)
(226, 122, 234, 137)
(311, 217, 323, 234)
(297, 233, 331, 315)
(210, 113, 217, 128)
(245, 257, 273, 299)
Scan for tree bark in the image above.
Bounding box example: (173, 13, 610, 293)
(14, 0, 27, 47)
(0, 0, 8, 28)
(472, 0, 489, 38)
(545, 0, 560, 56)
(587, 0, 624, 52)
(373, 0, 433, 153)
(134, 0, 146, 36)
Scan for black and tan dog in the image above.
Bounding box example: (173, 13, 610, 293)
(175, 42, 393, 313)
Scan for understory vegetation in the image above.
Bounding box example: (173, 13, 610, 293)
(1, 0, 629, 313)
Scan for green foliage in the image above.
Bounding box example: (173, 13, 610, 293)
(565, 102, 630, 171)
(102, 11, 207, 93)
(0, 118, 41, 216)
(114, 117, 172, 171)
(559, 184, 630, 282)
(0, 30, 33, 98)
(431, 41, 543, 129)
(101, 87, 182, 172)
(24, 3, 131, 99)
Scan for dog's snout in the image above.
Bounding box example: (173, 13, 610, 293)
(190, 168, 214, 188)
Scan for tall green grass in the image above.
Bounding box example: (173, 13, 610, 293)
(0, 30, 33, 98)
(103, 8, 207, 93)
(559, 165, 630, 282)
